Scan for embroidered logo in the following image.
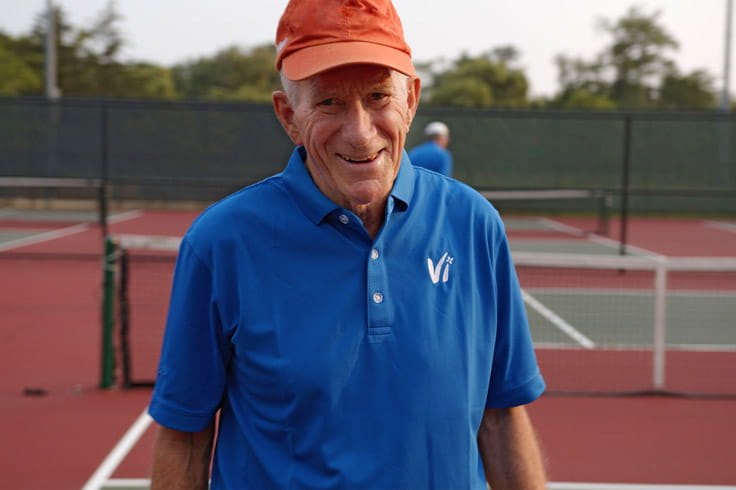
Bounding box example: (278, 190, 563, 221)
(276, 37, 288, 53)
(427, 252, 453, 284)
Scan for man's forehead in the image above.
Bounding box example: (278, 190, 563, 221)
(309, 64, 396, 89)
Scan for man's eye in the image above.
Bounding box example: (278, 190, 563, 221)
(370, 93, 388, 101)
(318, 98, 336, 106)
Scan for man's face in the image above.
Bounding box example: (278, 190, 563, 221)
(274, 65, 420, 213)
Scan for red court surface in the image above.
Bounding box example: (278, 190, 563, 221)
(1, 211, 735, 489)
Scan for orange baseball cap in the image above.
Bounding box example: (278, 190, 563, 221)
(275, 0, 415, 81)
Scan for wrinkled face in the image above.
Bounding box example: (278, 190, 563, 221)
(274, 65, 420, 213)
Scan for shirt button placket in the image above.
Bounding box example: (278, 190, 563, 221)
(371, 248, 383, 305)
(366, 242, 392, 341)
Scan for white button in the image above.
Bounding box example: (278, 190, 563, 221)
(372, 292, 384, 304)
(339, 214, 349, 224)
(370, 249, 379, 260)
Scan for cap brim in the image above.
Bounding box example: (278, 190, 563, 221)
(281, 41, 415, 80)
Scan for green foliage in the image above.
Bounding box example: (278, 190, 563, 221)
(659, 69, 716, 110)
(3, 1, 174, 98)
(553, 6, 716, 110)
(550, 90, 617, 110)
(0, 3, 721, 110)
(0, 33, 42, 95)
(171, 44, 280, 101)
(429, 78, 493, 107)
(425, 47, 528, 108)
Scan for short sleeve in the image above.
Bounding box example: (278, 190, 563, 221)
(485, 220, 545, 408)
(148, 238, 229, 431)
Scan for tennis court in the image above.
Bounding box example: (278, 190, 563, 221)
(2, 207, 735, 489)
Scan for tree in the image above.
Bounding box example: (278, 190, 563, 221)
(659, 69, 716, 110)
(598, 7, 678, 108)
(429, 77, 493, 107)
(171, 44, 280, 101)
(426, 47, 529, 108)
(0, 33, 42, 95)
(2, 1, 174, 98)
(552, 6, 715, 110)
(549, 54, 614, 109)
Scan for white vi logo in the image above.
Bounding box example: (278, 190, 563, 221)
(427, 252, 453, 284)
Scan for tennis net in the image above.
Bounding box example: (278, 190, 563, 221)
(0, 177, 106, 232)
(103, 235, 736, 396)
(102, 234, 179, 388)
(479, 188, 611, 236)
(514, 252, 736, 396)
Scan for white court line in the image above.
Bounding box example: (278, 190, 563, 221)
(549, 483, 736, 490)
(540, 217, 663, 257)
(705, 220, 736, 233)
(0, 209, 144, 253)
(81, 408, 153, 490)
(0, 222, 90, 252)
(108, 209, 143, 224)
(100, 478, 736, 490)
(98, 479, 150, 488)
(521, 289, 596, 349)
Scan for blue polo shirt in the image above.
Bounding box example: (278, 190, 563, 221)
(408, 140, 453, 176)
(149, 147, 544, 489)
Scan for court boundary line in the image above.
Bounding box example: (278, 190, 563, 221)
(705, 220, 736, 233)
(0, 209, 144, 253)
(534, 342, 736, 352)
(525, 287, 736, 299)
(548, 484, 736, 490)
(81, 408, 153, 490)
(521, 289, 596, 349)
(540, 217, 664, 257)
(108, 210, 144, 224)
(0, 222, 90, 251)
(98, 478, 736, 489)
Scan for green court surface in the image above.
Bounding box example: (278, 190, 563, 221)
(503, 216, 563, 231)
(0, 208, 101, 222)
(526, 289, 736, 347)
(0, 229, 45, 242)
(511, 238, 623, 255)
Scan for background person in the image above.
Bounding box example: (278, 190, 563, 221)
(149, 0, 546, 489)
(409, 120, 454, 176)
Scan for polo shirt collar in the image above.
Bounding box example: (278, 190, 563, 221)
(281, 147, 416, 225)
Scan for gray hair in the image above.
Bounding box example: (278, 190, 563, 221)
(280, 72, 299, 104)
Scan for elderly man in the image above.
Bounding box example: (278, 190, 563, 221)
(149, 0, 547, 489)
(409, 121, 454, 176)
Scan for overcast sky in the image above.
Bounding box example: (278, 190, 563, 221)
(1, 0, 732, 98)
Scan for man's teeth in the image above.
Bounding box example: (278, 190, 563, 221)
(342, 154, 377, 163)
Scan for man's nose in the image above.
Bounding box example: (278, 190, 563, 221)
(341, 102, 376, 146)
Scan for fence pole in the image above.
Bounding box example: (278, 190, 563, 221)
(619, 115, 632, 256)
(652, 258, 668, 391)
(98, 103, 109, 237)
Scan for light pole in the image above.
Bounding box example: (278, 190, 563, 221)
(44, 0, 61, 99)
(721, 0, 733, 111)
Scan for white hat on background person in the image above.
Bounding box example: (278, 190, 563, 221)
(424, 121, 450, 138)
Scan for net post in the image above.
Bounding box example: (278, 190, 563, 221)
(652, 257, 668, 391)
(595, 189, 610, 235)
(100, 235, 117, 389)
(119, 248, 132, 389)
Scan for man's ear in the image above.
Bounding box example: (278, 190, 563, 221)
(405, 76, 421, 126)
(272, 91, 302, 145)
